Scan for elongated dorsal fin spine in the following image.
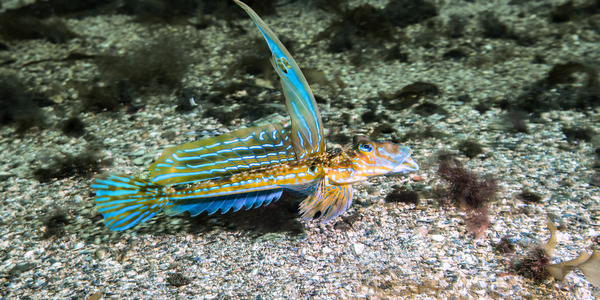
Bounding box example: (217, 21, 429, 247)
(233, 0, 325, 158)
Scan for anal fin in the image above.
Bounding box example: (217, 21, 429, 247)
(164, 189, 283, 217)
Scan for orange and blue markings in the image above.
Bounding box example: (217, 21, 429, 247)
(91, 0, 419, 231)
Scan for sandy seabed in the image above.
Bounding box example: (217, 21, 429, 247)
(1, 0, 600, 298)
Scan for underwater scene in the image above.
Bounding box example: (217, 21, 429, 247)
(1, 0, 600, 298)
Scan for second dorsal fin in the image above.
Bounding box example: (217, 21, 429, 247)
(150, 122, 296, 185)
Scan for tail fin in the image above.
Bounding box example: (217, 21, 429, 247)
(91, 174, 170, 231)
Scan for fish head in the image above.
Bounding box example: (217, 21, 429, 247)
(349, 135, 419, 179)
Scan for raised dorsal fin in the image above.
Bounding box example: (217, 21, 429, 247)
(234, 0, 325, 159)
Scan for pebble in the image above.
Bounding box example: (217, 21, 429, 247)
(132, 157, 146, 166)
(95, 248, 109, 260)
(125, 150, 145, 156)
(304, 255, 316, 262)
(352, 243, 365, 256)
(24, 250, 35, 259)
(0, 172, 16, 180)
(70, 242, 84, 250)
(424, 258, 438, 264)
(431, 235, 446, 242)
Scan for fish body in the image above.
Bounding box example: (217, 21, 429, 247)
(92, 0, 419, 231)
(93, 134, 418, 230)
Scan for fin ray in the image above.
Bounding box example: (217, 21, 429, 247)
(234, 0, 325, 158)
(163, 189, 284, 217)
(284, 182, 318, 197)
(299, 179, 354, 223)
(93, 174, 170, 231)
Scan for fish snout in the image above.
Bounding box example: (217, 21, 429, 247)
(390, 146, 419, 173)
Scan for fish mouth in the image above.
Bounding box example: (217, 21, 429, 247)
(392, 156, 419, 173)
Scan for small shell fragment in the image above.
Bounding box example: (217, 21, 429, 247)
(95, 247, 109, 260)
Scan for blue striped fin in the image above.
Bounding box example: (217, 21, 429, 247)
(163, 189, 283, 217)
(234, 0, 325, 158)
(299, 179, 354, 223)
(280, 79, 324, 158)
(149, 122, 296, 185)
(92, 174, 170, 231)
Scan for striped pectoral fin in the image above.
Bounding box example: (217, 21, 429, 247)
(92, 174, 170, 231)
(299, 178, 354, 223)
(163, 189, 284, 217)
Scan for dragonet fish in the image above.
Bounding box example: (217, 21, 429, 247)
(91, 0, 419, 231)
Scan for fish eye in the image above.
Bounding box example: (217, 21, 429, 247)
(359, 143, 373, 153)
